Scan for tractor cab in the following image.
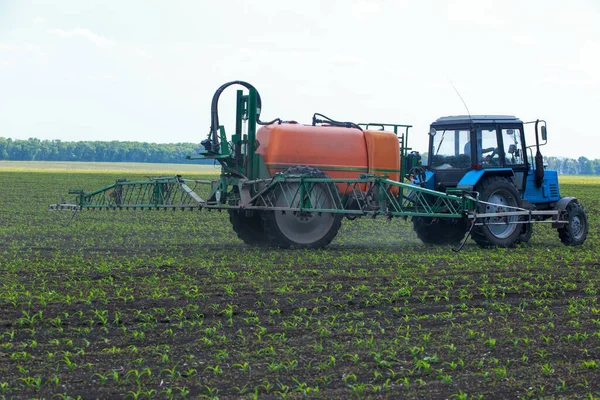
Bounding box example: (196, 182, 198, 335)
(424, 115, 529, 193)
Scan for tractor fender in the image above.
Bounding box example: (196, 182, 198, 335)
(456, 168, 514, 191)
(552, 196, 577, 228)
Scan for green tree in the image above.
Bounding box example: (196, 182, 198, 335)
(577, 156, 593, 175)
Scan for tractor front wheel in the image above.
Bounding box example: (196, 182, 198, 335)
(472, 176, 522, 248)
(558, 201, 588, 245)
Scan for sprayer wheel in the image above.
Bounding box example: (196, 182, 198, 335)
(516, 203, 535, 244)
(471, 176, 522, 248)
(517, 222, 533, 244)
(412, 217, 468, 245)
(228, 210, 269, 246)
(262, 166, 342, 249)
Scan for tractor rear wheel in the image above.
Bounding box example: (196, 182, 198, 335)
(558, 201, 588, 245)
(412, 217, 468, 245)
(262, 166, 342, 249)
(229, 210, 269, 246)
(472, 176, 522, 248)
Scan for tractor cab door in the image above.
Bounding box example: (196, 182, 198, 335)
(499, 125, 528, 192)
(469, 124, 528, 193)
(470, 126, 501, 168)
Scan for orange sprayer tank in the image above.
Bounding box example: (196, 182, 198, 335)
(256, 123, 401, 193)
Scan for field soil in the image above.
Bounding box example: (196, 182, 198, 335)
(0, 171, 599, 399)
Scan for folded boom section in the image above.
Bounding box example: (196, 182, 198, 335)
(50, 176, 211, 211)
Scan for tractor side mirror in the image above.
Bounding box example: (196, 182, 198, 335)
(541, 126, 547, 141)
(429, 127, 436, 137)
(508, 144, 516, 154)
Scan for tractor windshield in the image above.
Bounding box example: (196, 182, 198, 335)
(430, 129, 471, 169)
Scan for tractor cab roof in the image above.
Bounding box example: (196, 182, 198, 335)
(431, 115, 523, 127)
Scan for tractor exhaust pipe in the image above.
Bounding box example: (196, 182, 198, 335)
(534, 119, 544, 188)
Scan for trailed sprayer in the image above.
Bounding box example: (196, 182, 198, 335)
(51, 81, 589, 249)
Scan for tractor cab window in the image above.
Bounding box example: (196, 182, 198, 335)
(476, 128, 500, 167)
(502, 128, 524, 165)
(430, 129, 471, 169)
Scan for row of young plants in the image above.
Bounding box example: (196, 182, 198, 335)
(0, 171, 598, 398)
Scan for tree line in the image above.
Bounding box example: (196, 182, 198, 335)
(0, 137, 211, 164)
(544, 156, 600, 175)
(1, 137, 598, 174)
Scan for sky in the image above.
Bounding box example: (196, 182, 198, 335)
(1, 0, 599, 159)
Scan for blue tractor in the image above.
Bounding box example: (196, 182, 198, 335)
(413, 115, 588, 247)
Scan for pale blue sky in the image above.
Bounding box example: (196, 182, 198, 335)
(1, 0, 599, 158)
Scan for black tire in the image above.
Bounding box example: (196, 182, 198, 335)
(558, 201, 588, 245)
(412, 217, 468, 245)
(261, 166, 342, 249)
(229, 210, 269, 246)
(517, 223, 533, 244)
(472, 176, 522, 248)
(517, 204, 534, 244)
